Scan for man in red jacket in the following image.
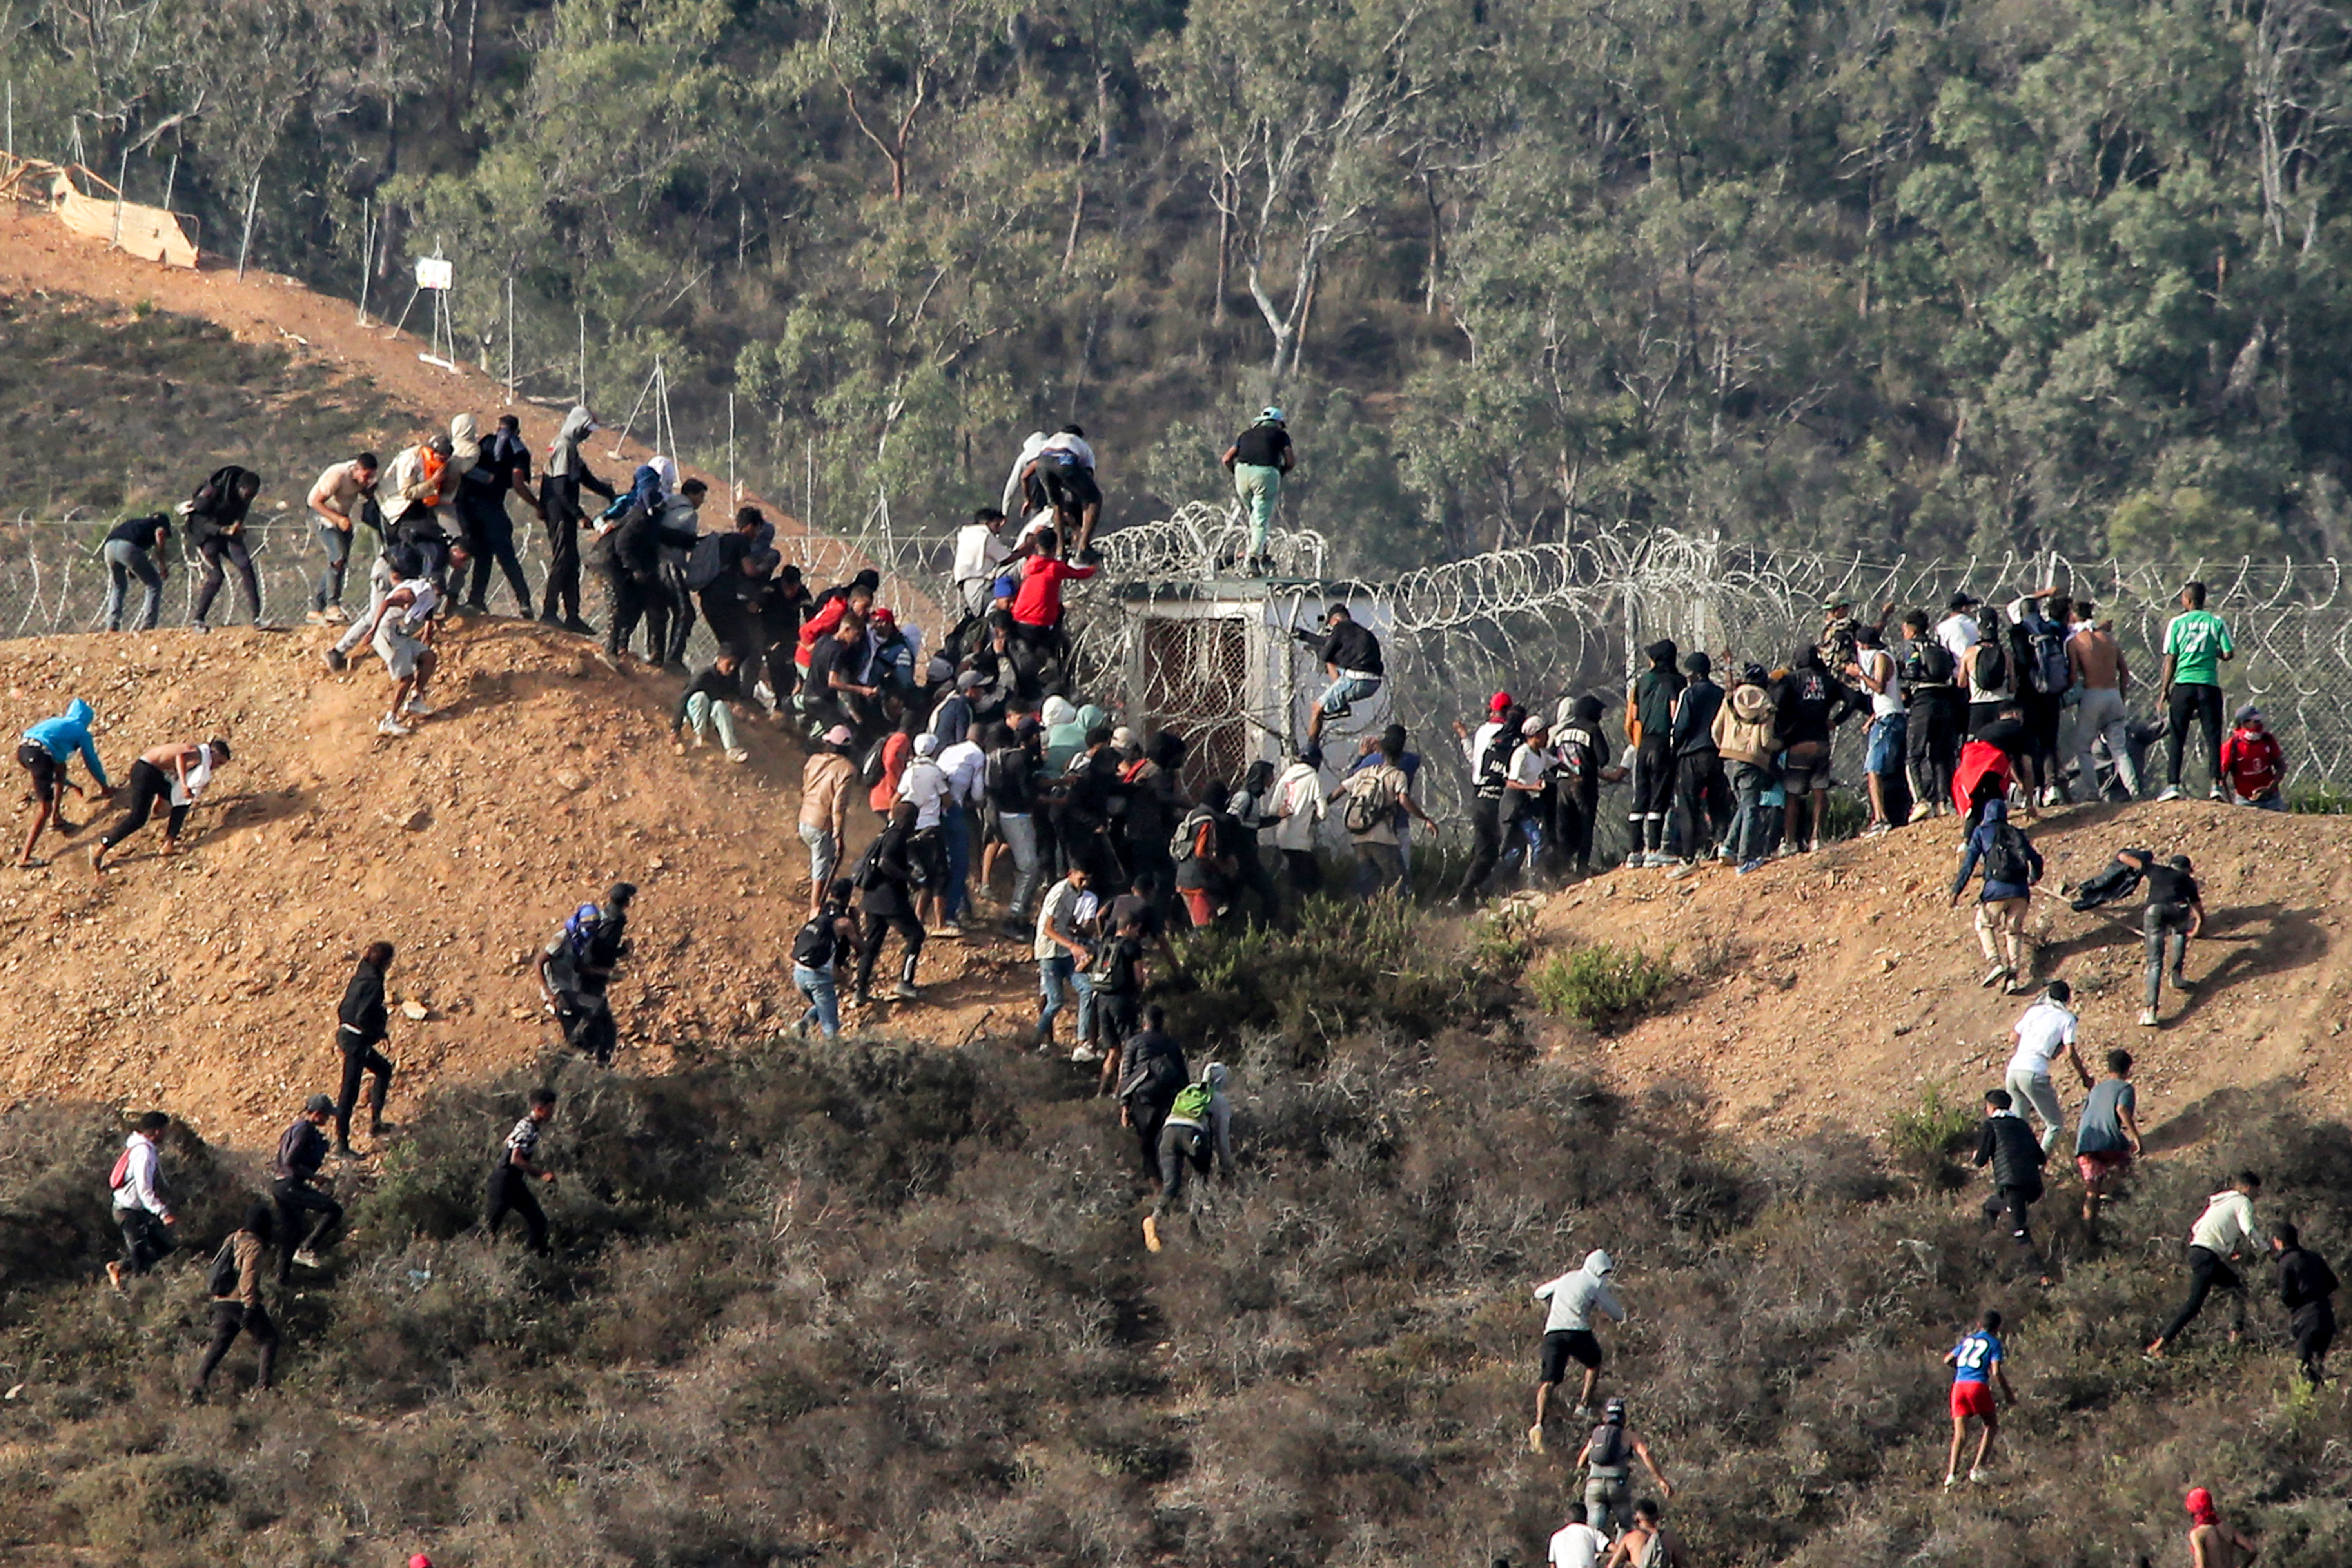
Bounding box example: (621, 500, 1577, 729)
(2218, 705, 2287, 810)
(1007, 527, 1096, 685)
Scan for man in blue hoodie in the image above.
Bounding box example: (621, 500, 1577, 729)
(17, 699, 112, 868)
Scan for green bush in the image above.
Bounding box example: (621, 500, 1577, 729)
(1886, 1082, 1980, 1183)
(1529, 943, 1673, 1031)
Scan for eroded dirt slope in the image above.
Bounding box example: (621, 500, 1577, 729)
(0, 625, 1033, 1145)
(1532, 800, 2352, 1139)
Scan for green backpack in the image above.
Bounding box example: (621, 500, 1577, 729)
(1169, 1079, 1214, 1122)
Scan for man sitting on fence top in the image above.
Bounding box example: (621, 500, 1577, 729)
(1301, 603, 1383, 745)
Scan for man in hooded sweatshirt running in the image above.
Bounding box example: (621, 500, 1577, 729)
(1530, 1248, 1626, 1451)
(538, 406, 615, 633)
(17, 697, 112, 868)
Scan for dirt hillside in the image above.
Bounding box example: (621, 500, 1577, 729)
(1532, 799, 2352, 1139)
(0, 623, 1034, 1146)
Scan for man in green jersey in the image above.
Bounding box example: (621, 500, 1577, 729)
(2158, 580, 2233, 802)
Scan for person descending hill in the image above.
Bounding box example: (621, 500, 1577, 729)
(17, 697, 113, 869)
(270, 1094, 343, 1281)
(793, 881, 859, 1040)
(1530, 1249, 1626, 1451)
(534, 883, 635, 1064)
(357, 571, 443, 738)
(483, 1088, 560, 1256)
(1949, 797, 2043, 993)
(305, 452, 380, 624)
(1940, 1309, 2014, 1488)
(1574, 1397, 1673, 1539)
(332, 941, 397, 1155)
(104, 1111, 176, 1289)
(89, 737, 230, 872)
(188, 1203, 278, 1401)
(2148, 1172, 2265, 1360)
(671, 650, 751, 763)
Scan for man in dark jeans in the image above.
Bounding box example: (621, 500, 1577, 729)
(2158, 579, 2234, 801)
(485, 1088, 561, 1256)
(460, 413, 539, 615)
(1973, 1088, 2051, 1287)
(333, 941, 397, 1155)
(271, 1095, 343, 1282)
(191, 1204, 278, 1401)
(2149, 1172, 2264, 1359)
(1114, 1006, 1189, 1181)
(1625, 640, 1682, 865)
(538, 405, 615, 634)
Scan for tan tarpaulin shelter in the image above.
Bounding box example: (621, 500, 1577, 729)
(0, 153, 200, 268)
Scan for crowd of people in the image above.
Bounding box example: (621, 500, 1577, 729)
(36, 406, 2332, 1561)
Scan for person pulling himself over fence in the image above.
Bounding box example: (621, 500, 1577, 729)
(1301, 603, 1383, 745)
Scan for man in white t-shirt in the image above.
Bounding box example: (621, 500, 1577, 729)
(1505, 715, 1556, 874)
(360, 576, 442, 737)
(951, 506, 1013, 618)
(1548, 1502, 1608, 1568)
(2005, 978, 2091, 1155)
(1935, 593, 1984, 665)
(1849, 623, 1906, 835)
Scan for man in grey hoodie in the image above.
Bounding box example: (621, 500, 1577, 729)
(538, 406, 615, 634)
(1530, 1248, 1626, 1452)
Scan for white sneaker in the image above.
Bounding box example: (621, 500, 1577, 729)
(2157, 786, 2184, 802)
(2038, 786, 2061, 807)
(2139, 1007, 2160, 1027)
(305, 609, 332, 626)
(403, 699, 438, 718)
(1908, 801, 1936, 824)
(1069, 1044, 1103, 1063)
(725, 748, 750, 764)
(1968, 1467, 1992, 1485)
(1527, 1423, 1546, 1454)
(2207, 784, 2226, 802)
(293, 1249, 321, 1270)
(376, 717, 412, 737)
(1806, 838, 1822, 854)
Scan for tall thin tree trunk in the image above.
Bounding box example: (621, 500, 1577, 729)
(1213, 176, 1231, 327)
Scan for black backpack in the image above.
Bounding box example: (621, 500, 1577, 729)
(1984, 820, 2034, 886)
(1971, 640, 2008, 692)
(2027, 622, 2071, 695)
(205, 1238, 240, 1298)
(848, 835, 889, 891)
(1474, 733, 1511, 800)
(858, 737, 890, 788)
(1909, 641, 1956, 685)
(792, 913, 842, 969)
(1588, 1421, 1629, 1469)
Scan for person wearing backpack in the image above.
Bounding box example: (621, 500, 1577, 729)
(1949, 797, 2042, 991)
(852, 804, 927, 1005)
(1573, 1397, 1673, 1540)
(1088, 909, 1151, 1080)
(1224, 759, 1283, 926)
(1172, 782, 1240, 928)
(1144, 1062, 1233, 1252)
(1899, 610, 1962, 822)
(105, 1110, 176, 1290)
(1959, 603, 2011, 728)
(1712, 670, 1779, 873)
(271, 1095, 343, 1283)
(1454, 703, 1522, 905)
(1115, 1005, 1189, 1180)
(1338, 726, 1436, 896)
(533, 882, 635, 1063)
(794, 881, 859, 1040)
(189, 1203, 279, 1401)
(331, 942, 397, 1156)
(1554, 694, 1621, 878)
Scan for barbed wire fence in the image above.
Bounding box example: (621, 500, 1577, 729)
(8, 504, 2350, 835)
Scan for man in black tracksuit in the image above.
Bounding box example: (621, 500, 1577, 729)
(1974, 1087, 2051, 1286)
(539, 405, 614, 633)
(606, 483, 704, 661)
(333, 942, 396, 1156)
(1627, 640, 1684, 863)
(485, 1088, 560, 1256)
(2274, 1223, 2339, 1386)
(271, 1095, 343, 1283)
(1115, 1006, 1190, 1182)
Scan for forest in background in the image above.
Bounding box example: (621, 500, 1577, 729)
(5, 0, 2352, 572)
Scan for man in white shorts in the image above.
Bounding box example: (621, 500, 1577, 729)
(359, 574, 443, 737)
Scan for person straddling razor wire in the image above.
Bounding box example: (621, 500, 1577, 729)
(89, 736, 229, 872)
(1221, 407, 1294, 573)
(1300, 604, 1383, 746)
(17, 696, 112, 869)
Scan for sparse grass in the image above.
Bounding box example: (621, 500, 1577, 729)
(1887, 1080, 1980, 1181)
(1529, 941, 1673, 1031)
(2290, 784, 2352, 814)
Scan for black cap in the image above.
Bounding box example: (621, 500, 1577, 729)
(1948, 592, 1980, 611)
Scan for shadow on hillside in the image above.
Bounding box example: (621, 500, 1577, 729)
(196, 785, 310, 840)
(2140, 1076, 2307, 1156)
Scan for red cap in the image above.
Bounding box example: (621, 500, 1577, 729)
(2185, 1489, 2217, 1525)
(410, 1555, 434, 1568)
(1488, 691, 1512, 713)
